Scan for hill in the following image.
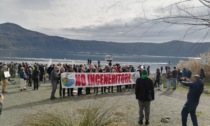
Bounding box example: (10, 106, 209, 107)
(0, 22, 209, 60)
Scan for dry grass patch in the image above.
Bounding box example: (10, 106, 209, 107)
(18, 102, 121, 126)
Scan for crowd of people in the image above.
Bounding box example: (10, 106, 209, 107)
(0, 62, 206, 95)
(0, 61, 206, 125)
(0, 62, 148, 95)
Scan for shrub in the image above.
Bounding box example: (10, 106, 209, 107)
(77, 102, 116, 126)
(18, 112, 73, 126)
(18, 102, 119, 126)
(177, 59, 210, 82)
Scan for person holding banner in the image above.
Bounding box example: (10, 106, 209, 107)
(95, 66, 102, 94)
(50, 66, 60, 100)
(68, 66, 75, 96)
(59, 67, 67, 97)
(116, 64, 122, 92)
(106, 65, 113, 93)
(86, 65, 95, 95)
(0, 65, 9, 93)
(78, 65, 85, 96)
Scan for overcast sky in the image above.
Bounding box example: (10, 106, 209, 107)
(0, 0, 209, 43)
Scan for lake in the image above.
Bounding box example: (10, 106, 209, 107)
(0, 53, 200, 73)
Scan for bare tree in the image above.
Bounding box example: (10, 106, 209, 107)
(156, 0, 210, 40)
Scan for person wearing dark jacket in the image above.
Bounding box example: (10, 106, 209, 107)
(135, 70, 155, 125)
(32, 66, 39, 90)
(47, 65, 54, 80)
(50, 66, 59, 100)
(181, 75, 204, 126)
(59, 67, 67, 97)
(172, 67, 178, 90)
(39, 64, 44, 81)
(86, 65, 94, 94)
(199, 68, 205, 81)
(154, 68, 161, 90)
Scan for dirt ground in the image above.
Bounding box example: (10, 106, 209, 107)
(0, 80, 210, 126)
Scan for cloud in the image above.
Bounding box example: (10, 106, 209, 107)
(37, 18, 210, 43)
(0, 0, 209, 43)
(15, 0, 54, 10)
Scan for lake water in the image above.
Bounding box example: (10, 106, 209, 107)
(0, 54, 199, 73)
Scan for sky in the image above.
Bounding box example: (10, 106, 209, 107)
(0, 0, 209, 43)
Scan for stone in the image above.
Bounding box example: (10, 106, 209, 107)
(161, 117, 170, 123)
(203, 89, 210, 94)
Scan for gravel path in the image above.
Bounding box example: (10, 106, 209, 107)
(0, 80, 210, 126)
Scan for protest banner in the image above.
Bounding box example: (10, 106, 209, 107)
(61, 72, 140, 88)
(4, 71, 11, 78)
(200, 52, 209, 65)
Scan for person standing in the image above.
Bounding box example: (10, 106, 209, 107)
(47, 65, 54, 80)
(50, 66, 59, 100)
(147, 66, 150, 76)
(154, 68, 161, 90)
(68, 66, 75, 96)
(39, 64, 44, 82)
(32, 66, 39, 90)
(116, 65, 122, 92)
(199, 68, 205, 82)
(172, 67, 178, 90)
(78, 65, 85, 96)
(19, 67, 27, 91)
(181, 75, 204, 126)
(177, 69, 183, 85)
(0, 94, 4, 115)
(86, 65, 94, 94)
(106, 65, 114, 93)
(166, 67, 173, 90)
(160, 66, 163, 74)
(165, 66, 168, 73)
(135, 70, 155, 125)
(0, 65, 8, 93)
(27, 66, 33, 87)
(59, 67, 66, 97)
(182, 68, 188, 78)
(187, 68, 192, 79)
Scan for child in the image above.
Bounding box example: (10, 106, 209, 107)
(0, 94, 4, 115)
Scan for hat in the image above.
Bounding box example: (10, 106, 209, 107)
(141, 70, 148, 80)
(142, 70, 148, 76)
(193, 75, 200, 80)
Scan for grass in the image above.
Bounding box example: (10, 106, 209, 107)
(18, 102, 120, 126)
(17, 112, 74, 126)
(77, 103, 115, 126)
(196, 111, 203, 117)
